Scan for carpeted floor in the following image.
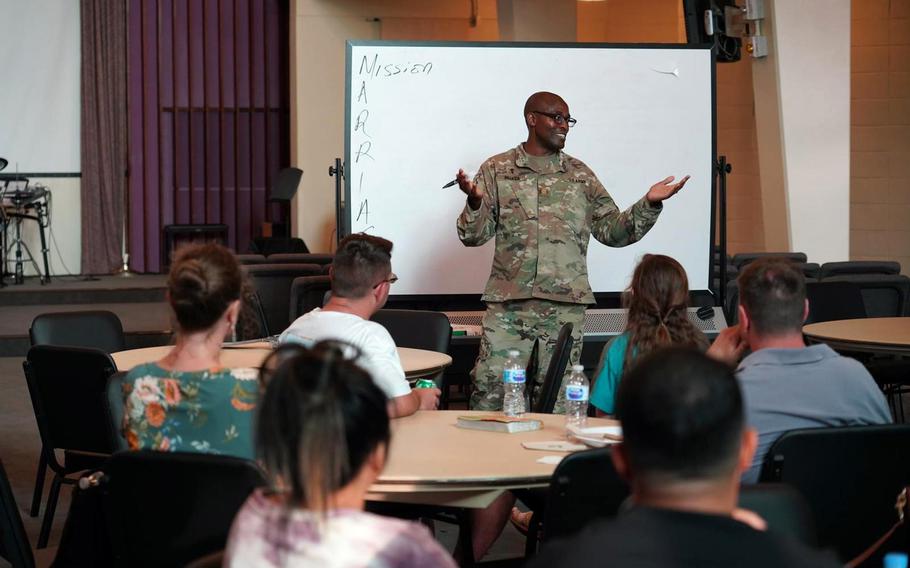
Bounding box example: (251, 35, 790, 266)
(0, 356, 68, 565)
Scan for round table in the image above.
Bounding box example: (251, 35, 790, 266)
(803, 317, 910, 356)
(111, 343, 453, 380)
(368, 410, 619, 508)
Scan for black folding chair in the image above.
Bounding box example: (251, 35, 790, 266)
(731, 251, 808, 269)
(805, 280, 867, 324)
(738, 483, 817, 546)
(267, 253, 334, 265)
(245, 263, 323, 335)
(759, 424, 910, 563)
(536, 447, 629, 551)
(26, 310, 125, 519)
(29, 310, 125, 353)
(23, 345, 117, 548)
(289, 275, 332, 320)
(0, 458, 37, 568)
(819, 261, 901, 279)
(370, 309, 452, 395)
(104, 451, 266, 568)
(531, 322, 574, 414)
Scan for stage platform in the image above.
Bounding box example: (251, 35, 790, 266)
(0, 274, 172, 356)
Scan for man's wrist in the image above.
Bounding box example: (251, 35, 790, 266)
(467, 195, 482, 210)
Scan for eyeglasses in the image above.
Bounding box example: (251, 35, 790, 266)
(373, 272, 398, 288)
(531, 110, 577, 128)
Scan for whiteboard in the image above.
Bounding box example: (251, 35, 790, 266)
(345, 42, 715, 297)
(0, 0, 81, 174)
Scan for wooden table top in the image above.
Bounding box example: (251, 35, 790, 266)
(111, 344, 452, 379)
(368, 410, 619, 508)
(803, 317, 910, 355)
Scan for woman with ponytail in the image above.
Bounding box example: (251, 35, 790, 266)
(123, 243, 259, 458)
(225, 342, 455, 568)
(590, 254, 709, 416)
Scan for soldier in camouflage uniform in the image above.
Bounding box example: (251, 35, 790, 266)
(455, 91, 689, 414)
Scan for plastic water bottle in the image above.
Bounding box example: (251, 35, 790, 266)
(502, 350, 526, 417)
(564, 364, 589, 437)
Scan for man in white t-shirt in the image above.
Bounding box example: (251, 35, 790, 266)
(279, 234, 440, 418)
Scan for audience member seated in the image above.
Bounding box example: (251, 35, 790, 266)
(224, 342, 456, 568)
(709, 258, 892, 483)
(529, 348, 840, 568)
(123, 244, 259, 458)
(591, 254, 709, 416)
(279, 233, 439, 418)
(513, 253, 711, 535)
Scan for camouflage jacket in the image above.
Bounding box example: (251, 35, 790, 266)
(457, 144, 662, 304)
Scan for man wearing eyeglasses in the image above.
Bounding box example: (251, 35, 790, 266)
(279, 233, 440, 418)
(455, 91, 688, 415)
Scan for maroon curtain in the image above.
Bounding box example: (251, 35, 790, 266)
(127, 0, 290, 273)
(81, 0, 128, 274)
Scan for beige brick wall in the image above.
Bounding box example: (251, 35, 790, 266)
(578, 0, 764, 254)
(851, 0, 910, 273)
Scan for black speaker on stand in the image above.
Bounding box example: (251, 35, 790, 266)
(683, 0, 742, 63)
(253, 167, 309, 254)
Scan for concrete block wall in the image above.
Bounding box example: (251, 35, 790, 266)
(851, 0, 910, 273)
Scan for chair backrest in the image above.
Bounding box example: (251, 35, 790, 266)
(805, 281, 867, 324)
(533, 323, 574, 414)
(370, 309, 452, 354)
(267, 167, 302, 202)
(104, 372, 129, 452)
(105, 451, 266, 567)
(267, 253, 334, 265)
(795, 262, 821, 281)
(759, 424, 910, 562)
(524, 339, 540, 395)
(820, 260, 901, 279)
(234, 253, 268, 265)
(541, 447, 629, 542)
(29, 310, 126, 353)
(289, 275, 333, 321)
(737, 483, 817, 547)
(724, 279, 740, 324)
(245, 263, 323, 335)
(237, 290, 270, 340)
(0, 459, 34, 568)
(731, 252, 808, 269)
(23, 345, 118, 466)
(824, 274, 910, 318)
(249, 236, 309, 255)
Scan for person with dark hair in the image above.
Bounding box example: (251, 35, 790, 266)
(590, 254, 709, 416)
(709, 258, 891, 482)
(512, 253, 709, 532)
(123, 243, 259, 458)
(224, 343, 455, 568)
(279, 233, 440, 418)
(454, 91, 688, 414)
(529, 348, 840, 568)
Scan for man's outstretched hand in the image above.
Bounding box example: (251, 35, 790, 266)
(646, 174, 690, 204)
(456, 168, 483, 210)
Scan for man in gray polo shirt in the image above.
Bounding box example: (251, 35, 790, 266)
(710, 258, 891, 483)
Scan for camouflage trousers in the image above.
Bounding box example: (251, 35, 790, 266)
(470, 299, 585, 414)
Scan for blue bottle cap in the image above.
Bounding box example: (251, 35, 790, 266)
(884, 552, 909, 568)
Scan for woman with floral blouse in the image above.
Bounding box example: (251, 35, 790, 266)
(123, 243, 259, 459)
